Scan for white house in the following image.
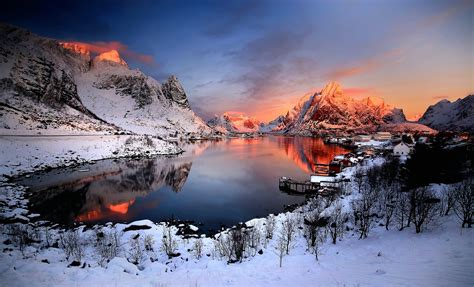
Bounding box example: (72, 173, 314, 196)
(393, 142, 412, 156)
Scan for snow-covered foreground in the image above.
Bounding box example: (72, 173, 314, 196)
(0, 214, 471, 287)
(0, 142, 472, 287)
(0, 135, 181, 177)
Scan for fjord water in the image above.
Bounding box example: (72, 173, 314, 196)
(21, 136, 348, 232)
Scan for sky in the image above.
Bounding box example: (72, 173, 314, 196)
(1, 0, 472, 121)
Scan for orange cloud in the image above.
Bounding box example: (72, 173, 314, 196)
(326, 49, 403, 80)
(61, 41, 155, 65)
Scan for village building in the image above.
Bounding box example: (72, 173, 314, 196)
(393, 142, 412, 156)
(353, 134, 371, 142)
(373, 132, 392, 141)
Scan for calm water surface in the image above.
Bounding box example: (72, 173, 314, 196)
(19, 136, 349, 232)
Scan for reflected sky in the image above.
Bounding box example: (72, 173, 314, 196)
(21, 136, 348, 232)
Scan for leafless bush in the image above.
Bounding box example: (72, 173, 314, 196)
(264, 215, 276, 242)
(354, 168, 365, 193)
(246, 226, 261, 256)
(214, 233, 233, 261)
(276, 233, 286, 268)
(95, 229, 121, 266)
(352, 185, 377, 239)
(59, 229, 84, 261)
(327, 203, 345, 244)
(144, 234, 155, 251)
(395, 192, 411, 230)
(281, 215, 296, 255)
(7, 224, 39, 254)
(439, 185, 456, 216)
(193, 238, 204, 259)
(381, 183, 399, 230)
(410, 186, 440, 233)
(161, 226, 178, 258)
(453, 179, 473, 228)
(127, 236, 145, 265)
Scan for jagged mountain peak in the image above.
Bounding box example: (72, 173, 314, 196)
(320, 81, 344, 98)
(161, 75, 189, 109)
(262, 81, 410, 135)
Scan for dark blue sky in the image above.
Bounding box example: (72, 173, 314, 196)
(1, 0, 472, 120)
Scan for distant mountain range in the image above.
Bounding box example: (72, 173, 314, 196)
(211, 82, 441, 135)
(0, 24, 212, 137)
(1, 24, 471, 137)
(418, 95, 474, 132)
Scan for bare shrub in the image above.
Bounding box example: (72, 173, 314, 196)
(193, 238, 204, 259)
(453, 179, 473, 228)
(7, 224, 39, 254)
(95, 229, 121, 266)
(410, 186, 440, 233)
(327, 203, 345, 244)
(352, 184, 377, 239)
(161, 225, 178, 258)
(395, 192, 411, 230)
(127, 236, 145, 265)
(264, 215, 276, 243)
(59, 229, 84, 261)
(276, 233, 286, 268)
(246, 226, 261, 256)
(144, 234, 155, 251)
(281, 215, 296, 255)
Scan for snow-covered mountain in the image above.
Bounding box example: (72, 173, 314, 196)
(262, 81, 435, 135)
(418, 95, 474, 132)
(0, 24, 212, 137)
(207, 111, 261, 134)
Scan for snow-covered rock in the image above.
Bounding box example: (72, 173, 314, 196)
(418, 95, 474, 132)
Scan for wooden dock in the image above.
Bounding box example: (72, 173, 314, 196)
(278, 177, 318, 194)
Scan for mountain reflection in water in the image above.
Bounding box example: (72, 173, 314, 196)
(21, 136, 349, 231)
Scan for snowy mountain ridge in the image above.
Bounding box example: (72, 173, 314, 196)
(418, 95, 474, 132)
(207, 111, 261, 134)
(0, 24, 212, 137)
(262, 81, 435, 135)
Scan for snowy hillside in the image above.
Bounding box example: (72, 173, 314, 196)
(418, 95, 474, 132)
(207, 111, 261, 134)
(0, 24, 212, 137)
(261, 81, 435, 135)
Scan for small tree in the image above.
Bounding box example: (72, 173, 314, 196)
(327, 203, 345, 244)
(264, 215, 276, 243)
(453, 179, 473, 228)
(95, 229, 121, 266)
(354, 168, 365, 193)
(161, 225, 178, 258)
(60, 229, 84, 262)
(352, 185, 377, 239)
(193, 238, 204, 259)
(411, 186, 439, 233)
(127, 236, 145, 265)
(281, 215, 296, 254)
(276, 233, 286, 268)
(395, 191, 410, 230)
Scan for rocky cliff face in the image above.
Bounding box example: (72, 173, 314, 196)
(418, 95, 474, 132)
(161, 75, 190, 109)
(0, 24, 211, 137)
